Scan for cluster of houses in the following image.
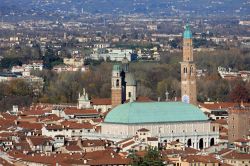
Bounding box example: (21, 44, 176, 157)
(53, 57, 89, 73)
(0, 88, 249, 165)
(218, 66, 250, 81)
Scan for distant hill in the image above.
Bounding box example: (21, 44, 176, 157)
(0, 0, 249, 20)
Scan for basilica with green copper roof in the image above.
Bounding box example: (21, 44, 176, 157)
(101, 24, 218, 150)
(104, 102, 208, 124)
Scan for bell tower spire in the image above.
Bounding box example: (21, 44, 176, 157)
(181, 24, 197, 105)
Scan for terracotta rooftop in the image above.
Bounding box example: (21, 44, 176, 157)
(81, 139, 107, 147)
(121, 140, 135, 148)
(136, 96, 153, 102)
(223, 151, 250, 160)
(200, 102, 250, 110)
(0, 157, 14, 166)
(234, 138, 249, 143)
(64, 108, 99, 115)
(212, 119, 228, 125)
(8, 150, 84, 165)
(162, 148, 199, 156)
(45, 124, 64, 130)
(85, 150, 131, 165)
(27, 136, 53, 146)
(217, 148, 233, 156)
(182, 155, 219, 163)
(65, 145, 82, 152)
(137, 128, 149, 132)
(39, 114, 62, 122)
(91, 98, 111, 105)
(17, 121, 43, 130)
(147, 137, 158, 141)
(61, 121, 94, 129)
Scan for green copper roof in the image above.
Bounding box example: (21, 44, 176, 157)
(104, 102, 208, 124)
(183, 24, 192, 39)
(113, 64, 121, 71)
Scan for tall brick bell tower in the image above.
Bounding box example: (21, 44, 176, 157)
(181, 24, 197, 105)
(111, 64, 125, 108)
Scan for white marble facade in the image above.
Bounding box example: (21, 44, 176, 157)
(101, 121, 219, 150)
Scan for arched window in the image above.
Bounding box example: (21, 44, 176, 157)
(199, 138, 204, 150)
(190, 66, 193, 74)
(116, 79, 119, 87)
(183, 67, 187, 74)
(210, 138, 215, 146)
(187, 139, 192, 147)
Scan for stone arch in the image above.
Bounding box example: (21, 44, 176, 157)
(199, 138, 204, 150)
(210, 138, 215, 146)
(187, 139, 192, 147)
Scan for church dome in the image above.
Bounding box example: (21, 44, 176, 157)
(125, 73, 136, 86)
(183, 24, 192, 39)
(104, 102, 208, 124)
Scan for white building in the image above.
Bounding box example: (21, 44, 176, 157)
(90, 48, 136, 61)
(11, 61, 43, 73)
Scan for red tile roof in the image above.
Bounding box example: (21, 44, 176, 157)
(147, 137, 158, 141)
(213, 119, 228, 125)
(182, 155, 219, 163)
(81, 139, 107, 147)
(65, 145, 82, 152)
(91, 98, 111, 105)
(234, 138, 249, 143)
(137, 128, 149, 132)
(0, 157, 14, 166)
(136, 96, 153, 102)
(223, 151, 250, 160)
(17, 121, 43, 130)
(200, 102, 250, 110)
(121, 140, 135, 148)
(62, 121, 94, 129)
(27, 136, 53, 146)
(64, 108, 99, 115)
